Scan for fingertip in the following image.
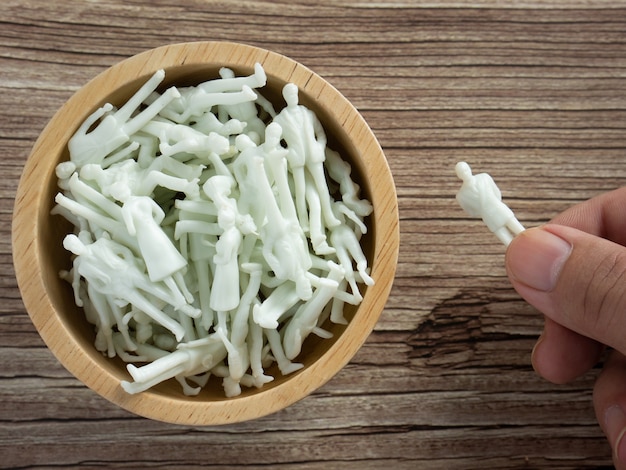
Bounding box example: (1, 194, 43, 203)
(595, 352, 626, 468)
(505, 226, 572, 293)
(505, 226, 572, 320)
(605, 405, 626, 467)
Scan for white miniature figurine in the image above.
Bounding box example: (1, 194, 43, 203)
(250, 153, 313, 301)
(120, 195, 188, 282)
(148, 154, 205, 183)
(80, 159, 199, 202)
(162, 85, 257, 124)
(274, 83, 340, 231)
(213, 264, 262, 397)
(282, 261, 344, 360)
(325, 148, 373, 219)
(329, 209, 374, 294)
(262, 122, 299, 225)
(231, 134, 265, 226)
(121, 335, 228, 395)
(455, 161, 525, 246)
(66, 171, 123, 222)
(54, 189, 132, 249)
(216, 67, 268, 139)
(200, 63, 267, 94)
(203, 175, 245, 312)
(272, 84, 310, 230)
(141, 120, 230, 160)
(63, 233, 187, 342)
(68, 70, 180, 168)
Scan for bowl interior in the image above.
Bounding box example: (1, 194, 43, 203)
(43, 63, 374, 397)
(16, 42, 398, 423)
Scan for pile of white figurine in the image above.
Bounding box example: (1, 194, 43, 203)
(53, 63, 374, 397)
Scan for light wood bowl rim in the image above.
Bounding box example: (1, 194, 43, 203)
(12, 41, 399, 425)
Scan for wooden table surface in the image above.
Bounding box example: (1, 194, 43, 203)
(3, 1, 626, 468)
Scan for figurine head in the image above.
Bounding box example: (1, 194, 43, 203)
(455, 161, 473, 182)
(282, 83, 299, 107)
(265, 121, 283, 146)
(235, 133, 256, 152)
(62, 233, 87, 256)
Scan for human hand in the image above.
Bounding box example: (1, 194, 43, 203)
(505, 187, 626, 469)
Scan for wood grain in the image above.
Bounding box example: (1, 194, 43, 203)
(3, 0, 626, 467)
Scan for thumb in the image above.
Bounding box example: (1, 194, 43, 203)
(506, 224, 626, 354)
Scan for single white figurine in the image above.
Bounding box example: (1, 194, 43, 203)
(63, 233, 187, 342)
(141, 120, 231, 160)
(231, 134, 265, 226)
(200, 63, 267, 94)
(455, 161, 525, 246)
(262, 122, 299, 225)
(329, 209, 374, 293)
(250, 153, 313, 300)
(230, 264, 262, 354)
(282, 261, 344, 360)
(273, 83, 340, 231)
(162, 85, 257, 124)
(212, 264, 262, 397)
(272, 84, 310, 230)
(121, 335, 228, 395)
(54, 189, 132, 249)
(203, 175, 246, 312)
(146, 63, 266, 125)
(325, 148, 373, 218)
(216, 67, 268, 139)
(120, 195, 188, 282)
(68, 70, 180, 168)
(148, 153, 205, 182)
(80, 159, 199, 202)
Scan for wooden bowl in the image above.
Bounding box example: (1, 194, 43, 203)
(12, 42, 399, 425)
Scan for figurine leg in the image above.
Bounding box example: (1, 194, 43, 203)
(507, 218, 526, 236)
(493, 227, 515, 247)
(116, 69, 166, 123)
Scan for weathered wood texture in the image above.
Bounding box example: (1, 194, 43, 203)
(2, 1, 626, 468)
